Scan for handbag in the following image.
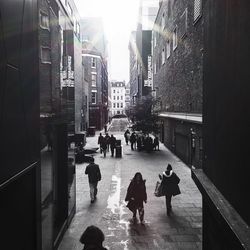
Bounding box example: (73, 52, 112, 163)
(126, 199, 136, 212)
(154, 181, 164, 197)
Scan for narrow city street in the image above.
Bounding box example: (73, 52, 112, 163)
(59, 118, 202, 250)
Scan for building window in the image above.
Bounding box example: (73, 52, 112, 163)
(113, 96, 116, 100)
(113, 89, 115, 93)
(173, 27, 178, 50)
(162, 47, 165, 65)
(41, 47, 51, 63)
(194, 0, 202, 23)
(121, 103, 123, 108)
(117, 103, 119, 108)
(40, 11, 49, 30)
(117, 96, 119, 100)
(113, 103, 115, 108)
(161, 13, 165, 29)
(91, 92, 97, 104)
(167, 40, 171, 58)
(91, 74, 97, 87)
(91, 57, 96, 68)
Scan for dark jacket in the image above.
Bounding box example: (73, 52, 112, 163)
(161, 171, 181, 196)
(85, 163, 101, 183)
(109, 136, 116, 147)
(125, 179, 147, 203)
(83, 245, 107, 250)
(98, 135, 104, 145)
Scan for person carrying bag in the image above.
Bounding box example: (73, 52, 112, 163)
(159, 164, 181, 216)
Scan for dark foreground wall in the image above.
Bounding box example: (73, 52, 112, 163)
(193, 0, 250, 249)
(0, 0, 40, 249)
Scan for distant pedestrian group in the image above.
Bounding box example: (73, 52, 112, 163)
(124, 129, 160, 152)
(98, 132, 117, 158)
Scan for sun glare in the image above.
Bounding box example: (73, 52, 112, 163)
(75, 0, 140, 81)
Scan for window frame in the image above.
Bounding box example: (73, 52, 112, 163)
(40, 46, 51, 64)
(91, 91, 97, 104)
(39, 11, 50, 30)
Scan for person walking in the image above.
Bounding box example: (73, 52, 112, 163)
(101, 138, 107, 158)
(85, 158, 102, 203)
(153, 136, 160, 151)
(109, 134, 116, 157)
(159, 164, 181, 216)
(104, 133, 110, 152)
(125, 172, 147, 224)
(124, 129, 130, 145)
(80, 225, 107, 250)
(130, 132, 136, 150)
(98, 133, 104, 153)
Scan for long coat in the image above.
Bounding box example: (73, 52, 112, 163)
(125, 179, 147, 208)
(161, 171, 181, 196)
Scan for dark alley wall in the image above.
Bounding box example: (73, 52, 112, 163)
(0, 0, 40, 249)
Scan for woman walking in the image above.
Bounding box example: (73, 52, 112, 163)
(125, 172, 147, 224)
(159, 164, 181, 216)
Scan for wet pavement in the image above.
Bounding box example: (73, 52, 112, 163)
(58, 118, 202, 250)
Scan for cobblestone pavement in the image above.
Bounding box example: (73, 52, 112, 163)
(59, 119, 202, 250)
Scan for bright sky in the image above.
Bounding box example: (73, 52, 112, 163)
(74, 0, 140, 83)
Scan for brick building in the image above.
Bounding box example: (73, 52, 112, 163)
(82, 42, 108, 131)
(152, 0, 203, 168)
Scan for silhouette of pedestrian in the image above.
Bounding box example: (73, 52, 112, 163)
(109, 134, 116, 157)
(105, 133, 110, 152)
(80, 225, 107, 250)
(130, 132, 136, 150)
(98, 133, 104, 153)
(124, 129, 130, 145)
(153, 136, 160, 151)
(125, 172, 147, 224)
(159, 164, 181, 216)
(85, 158, 102, 203)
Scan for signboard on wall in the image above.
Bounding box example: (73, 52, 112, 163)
(144, 55, 152, 87)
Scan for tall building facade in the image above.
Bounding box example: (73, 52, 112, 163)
(0, 0, 84, 249)
(82, 42, 108, 131)
(192, 1, 250, 249)
(152, 0, 203, 168)
(129, 31, 138, 105)
(81, 18, 108, 131)
(133, 0, 158, 102)
(110, 81, 126, 116)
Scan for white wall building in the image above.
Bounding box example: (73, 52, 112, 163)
(110, 81, 126, 116)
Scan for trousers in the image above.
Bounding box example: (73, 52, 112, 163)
(89, 182, 98, 201)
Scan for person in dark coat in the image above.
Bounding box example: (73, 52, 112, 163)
(153, 136, 160, 151)
(104, 133, 110, 152)
(101, 138, 107, 158)
(159, 164, 181, 216)
(109, 134, 116, 157)
(125, 172, 147, 224)
(80, 225, 107, 250)
(85, 158, 102, 203)
(130, 132, 136, 150)
(98, 133, 104, 153)
(124, 129, 130, 145)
